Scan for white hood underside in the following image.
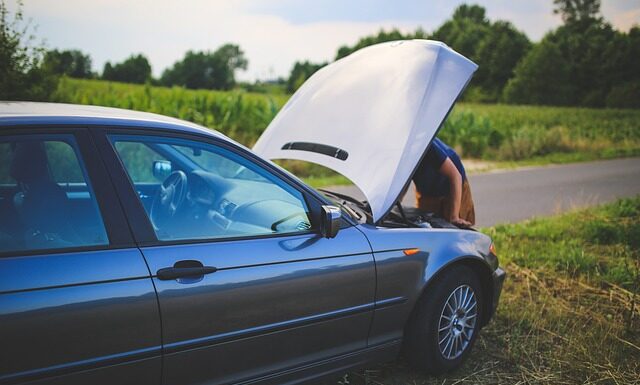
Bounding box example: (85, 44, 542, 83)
(253, 40, 477, 222)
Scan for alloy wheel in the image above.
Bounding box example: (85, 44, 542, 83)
(437, 284, 478, 360)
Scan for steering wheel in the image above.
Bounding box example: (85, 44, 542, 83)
(150, 170, 188, 229)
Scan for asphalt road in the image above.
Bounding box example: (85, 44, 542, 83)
(328, 157, 640, 227)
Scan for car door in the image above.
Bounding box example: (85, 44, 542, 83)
(94, 128, 376, 385)
(0, 128, 161, 385)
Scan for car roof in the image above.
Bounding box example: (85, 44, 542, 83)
(0, 101, 228, 140)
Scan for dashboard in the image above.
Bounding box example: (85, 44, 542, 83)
(159, 169, 312, 239)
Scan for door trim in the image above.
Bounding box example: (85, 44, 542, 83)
(0, 345, 161, 384)
(163, 302, 376, 354)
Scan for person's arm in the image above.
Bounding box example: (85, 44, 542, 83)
(439, 157, 471, 227)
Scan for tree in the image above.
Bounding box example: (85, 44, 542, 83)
(430, 5, 530, 102)
(526, 0, 619, 106)
(0, 0, 56, 100)
(102, 54, 151, 84)
(474, 21, 531, 101)
(335, 28, 426, 60)
(42, 49, 93, 78)
(553, 0, 601, 24)
(286, 61, 326, 93)
(161, 43, 247, 90)
(504, 0, 639, 108)
(430, 4, 490, 59)
(503, 40, 575, 105)
(603, 26, 640, 108)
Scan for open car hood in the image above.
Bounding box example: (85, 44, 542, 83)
(253, 40, 477, 223)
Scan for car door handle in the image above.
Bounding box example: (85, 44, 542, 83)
(156, 260, 218, 280)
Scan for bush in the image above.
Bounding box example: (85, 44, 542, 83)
(0, 0, 57, 100)
(497, 125, 573, 160)
(439, 111, 500, 158)
(606, 81, 640, 109)
(583, 221, 623, 245)
(502, 40, 575, 106)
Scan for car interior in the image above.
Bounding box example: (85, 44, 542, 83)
(0, 139, 108, 253)
(110, 138, 313, 242)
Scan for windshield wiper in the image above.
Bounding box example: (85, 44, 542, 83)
(318, 189, 368, 209)
(318, 189, 364, 220)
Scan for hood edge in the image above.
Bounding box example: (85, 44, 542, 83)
(373, 72, 476, 225)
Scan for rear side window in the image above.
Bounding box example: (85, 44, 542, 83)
(0, 135, 108, 254)
(0, 143, 16, 186)
(45, 141, 85, 183)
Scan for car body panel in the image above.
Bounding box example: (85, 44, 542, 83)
(20, 358, 161, 385)
(0, 249, 151, 293)
(356, 225, 496, 345)
(253, 40, 478, 222)
(142, 228, 375, 385)
(239, 340, 401, 385)
(0, 102, 224, 139)
(0, 249, 161, 385)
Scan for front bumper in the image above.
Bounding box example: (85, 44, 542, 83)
(487, 267, 506, 323)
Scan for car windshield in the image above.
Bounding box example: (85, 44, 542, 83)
(172, 144, 267, 182)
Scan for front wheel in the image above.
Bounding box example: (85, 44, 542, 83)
(404, 265, 483, 374)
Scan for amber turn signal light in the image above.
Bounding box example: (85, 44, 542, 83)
(403, 248, 420, 256)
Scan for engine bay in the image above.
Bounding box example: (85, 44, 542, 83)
(319, 189, 461, 230)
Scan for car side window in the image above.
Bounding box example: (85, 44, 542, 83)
(110, 135, 313, 242)
(0, 135, 109, 253)
(113, 141, 169, 184)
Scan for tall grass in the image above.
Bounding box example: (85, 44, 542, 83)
(440, 104, 640, 161)
(53, 78, 640, 165)
(52, 77, 288, 145)
(330, 197, 640, 385)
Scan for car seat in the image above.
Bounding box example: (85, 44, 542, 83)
(10, 141, 81, 249)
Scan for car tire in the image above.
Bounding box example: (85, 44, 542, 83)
(404, 264, 483, 374)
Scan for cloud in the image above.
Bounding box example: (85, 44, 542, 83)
(605, 8, 640, 32)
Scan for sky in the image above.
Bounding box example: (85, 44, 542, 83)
(8, 0, 640, 82)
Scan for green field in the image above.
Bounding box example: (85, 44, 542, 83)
(53, 77, 289, 146)
(53, 78, 640, 185)
(440, 104, 640, 163)
(328, 197, 640, 385)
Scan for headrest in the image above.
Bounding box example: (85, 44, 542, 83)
(9, 141, 51, 183)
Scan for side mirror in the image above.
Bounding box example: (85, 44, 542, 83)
(320, 205, 341, 239)
(152, 160, 172, 180)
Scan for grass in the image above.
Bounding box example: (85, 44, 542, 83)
(52, 77, 288, 146)
(480, 147, 640, 171)
(440, 104, 640, 162)
(52, 78, 640, 187)
(302, 174, 351, 188)
(328, 196, 640, 385)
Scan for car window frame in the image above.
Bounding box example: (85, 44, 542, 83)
(90, 126, 339, 248)
(0, 126, 135, 258)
